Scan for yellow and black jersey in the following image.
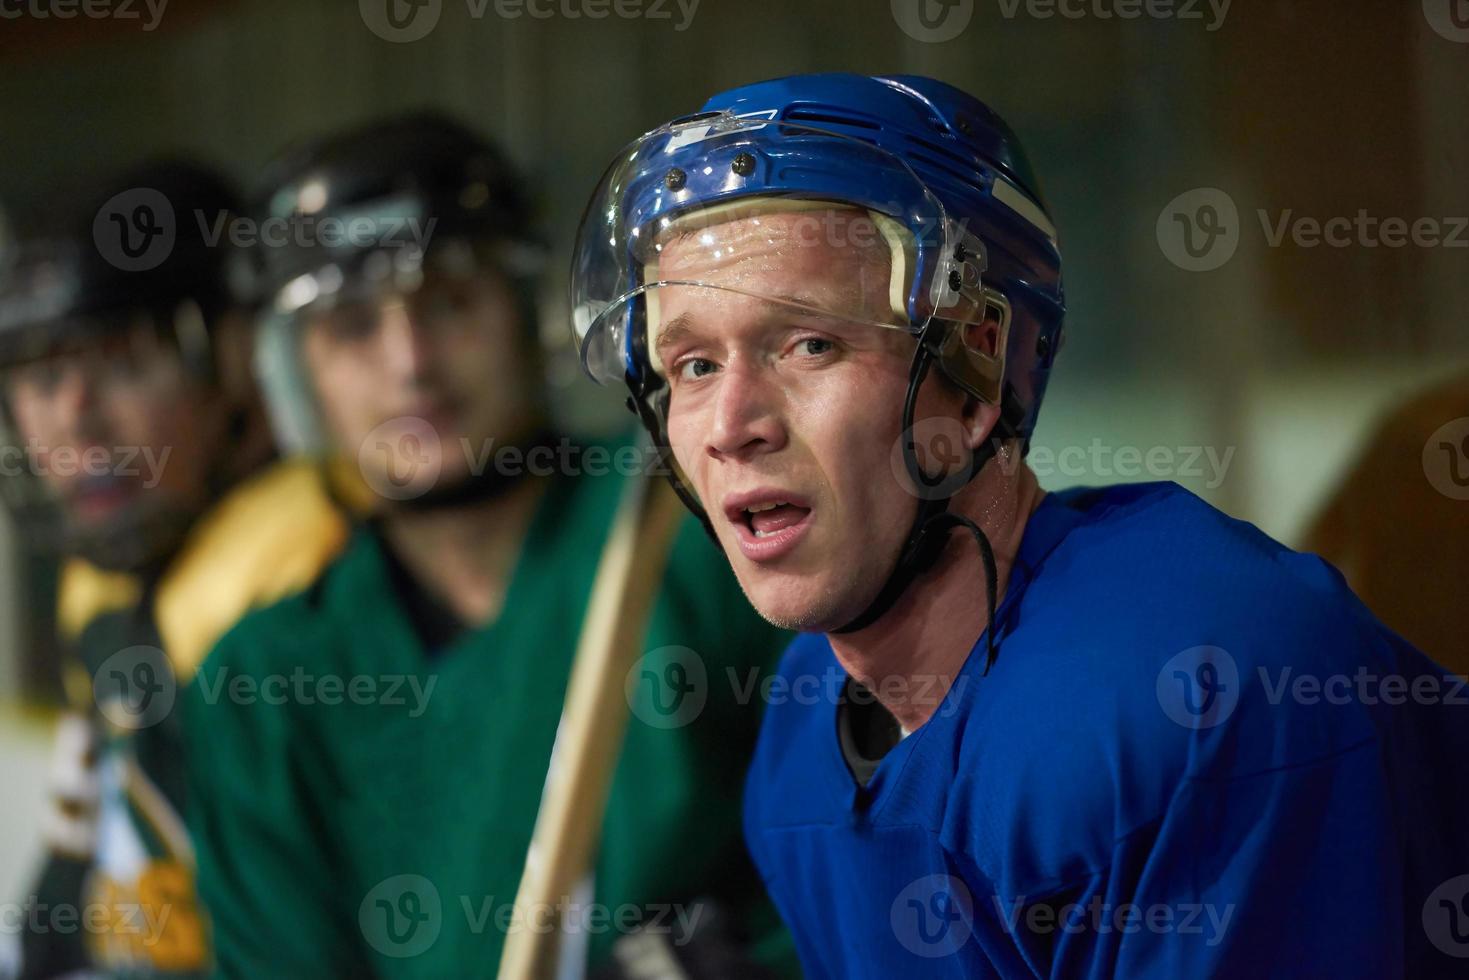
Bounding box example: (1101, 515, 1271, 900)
(19, 459, 349, 980)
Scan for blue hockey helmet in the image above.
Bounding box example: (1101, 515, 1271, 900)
(572, 72, 1063, 446)
(570, 73, 1066, 640)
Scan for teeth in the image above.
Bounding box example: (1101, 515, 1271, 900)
(746, 500, 787, 513)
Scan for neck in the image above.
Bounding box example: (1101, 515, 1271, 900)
(380, 474, 548, 627)
(828, 451, 1044, 732)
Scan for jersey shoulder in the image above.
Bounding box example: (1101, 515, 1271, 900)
(988, 480, 1416, 765)
(1033, 480, 1392, 680)
(944, 482, 1435, 889)
(154, 459, 351, 682)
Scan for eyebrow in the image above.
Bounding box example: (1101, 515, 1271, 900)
(652, 292, 847, 352)
(653, 312, 698, 362)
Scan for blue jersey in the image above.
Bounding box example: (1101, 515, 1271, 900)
(744, 482, 1469, 979)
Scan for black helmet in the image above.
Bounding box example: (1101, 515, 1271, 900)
(243, 111, 537, 312)
(0, 160, 249, 570)
(247, 112, 543, 457)
(0, 159, 242, 372)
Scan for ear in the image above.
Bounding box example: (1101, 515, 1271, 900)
(205, 310, 275, 479)
(208, 310, 257, 408)
(959, 391, 1003, 454)
(948, 304, 1006, 453)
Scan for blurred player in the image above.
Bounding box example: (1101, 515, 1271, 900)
(571, 73, 1469, 977)
(0, 162, 347, 978)
(1304, 370, 1469, 676)
(181, 114, 795, 977)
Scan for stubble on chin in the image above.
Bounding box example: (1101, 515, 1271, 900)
(739, 565, 877, 634)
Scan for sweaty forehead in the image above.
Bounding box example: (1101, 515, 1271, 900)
(648, 205, 900, 328)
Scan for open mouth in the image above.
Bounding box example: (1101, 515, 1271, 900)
(742, 501, 812, 538)
(723, 490, 814, 562)
(69, 478, 136, 521)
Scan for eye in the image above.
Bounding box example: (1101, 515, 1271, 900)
(675, 357, 718, 382)
(12, 359, 65, 394)
(321, 302, 381, 342)
(795, 336, 834, 357)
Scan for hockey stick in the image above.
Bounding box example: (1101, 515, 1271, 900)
(498, 465, 686, 980)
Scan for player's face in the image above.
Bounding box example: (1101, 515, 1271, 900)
(655, 209, 944, 631)
(3, 321, 223, 540)
(302, 265, 536, 495)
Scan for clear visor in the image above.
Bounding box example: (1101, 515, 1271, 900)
(253, 235, 534, 456)
(571, 115, 983, 385)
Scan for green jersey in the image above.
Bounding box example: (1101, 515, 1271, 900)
(181, 441, 796, 978)
(16, 460, 349, 980)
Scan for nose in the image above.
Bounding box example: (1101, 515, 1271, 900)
(376, 299, 434, 385)
(706, 356, 787, 463)
(49, 361, 100, 436)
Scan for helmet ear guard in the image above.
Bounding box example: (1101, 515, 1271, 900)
(933, 289, 1010, 408)
(926, 231, 1012, 408)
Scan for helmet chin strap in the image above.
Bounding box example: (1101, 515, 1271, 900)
(629, 318, 1016, 674)
(830, 324, 1017, 677)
